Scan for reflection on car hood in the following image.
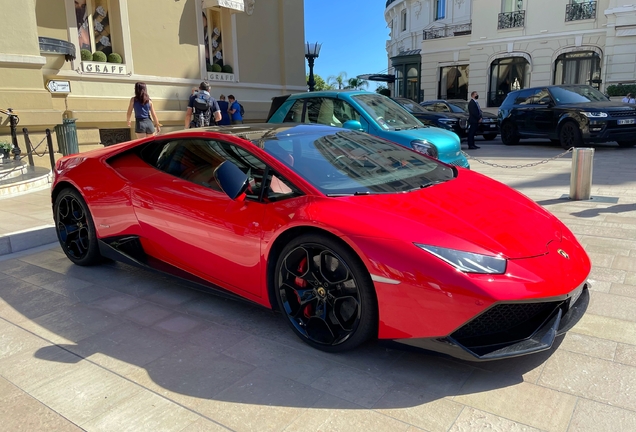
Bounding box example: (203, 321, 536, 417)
(558, 101, 636, 110)
(412, 112, 466, 121)
(334, 170, 561, 259)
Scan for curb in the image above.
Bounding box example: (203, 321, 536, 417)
(0, 225, 57, 256)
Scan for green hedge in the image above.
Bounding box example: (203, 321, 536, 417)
(606, 84, 636, 97)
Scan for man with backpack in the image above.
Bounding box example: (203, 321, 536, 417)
(185, 82, 222, 128)
(227, 94, 244, 124)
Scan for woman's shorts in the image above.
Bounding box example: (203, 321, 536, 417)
(135, 118, 155, 134)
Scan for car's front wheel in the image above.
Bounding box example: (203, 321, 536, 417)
(274, 233, 377, 352)
(559, 122, 582, 149)
(483, 133, 497, 141)
(54, 188, 102, 266)
(618, 141, 635, 148)
(501, 122, 519, 145)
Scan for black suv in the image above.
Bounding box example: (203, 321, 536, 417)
(420, 99, 499, 140)
(498, 85, 636, 148)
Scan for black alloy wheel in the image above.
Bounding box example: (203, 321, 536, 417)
(559, 122, 582, 149)
(274, 234, 377, 352)
(501, 122, 519, 145)
(482, 133, 497, 141)
(618, 141, 635, 148)
(54, 188, 102, 266)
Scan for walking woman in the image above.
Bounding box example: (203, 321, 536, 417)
(126, 82, 161, 139)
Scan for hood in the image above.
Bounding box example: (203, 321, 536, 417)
(331, 170, 561, 259)
(412, 112, 466, 121)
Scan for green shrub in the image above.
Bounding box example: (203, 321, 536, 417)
(107, 53, 123, 63)
(80, 49, 93, 61)
(378, 88, 391, 97)
(221, 64, 233, 74)
(606, 84, 636, 97)
(211, 63, 222, 73)
(92, 51, 107, 62)
(206, 63, 215, 72)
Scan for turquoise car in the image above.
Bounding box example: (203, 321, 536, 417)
(267, 90, 469, 168)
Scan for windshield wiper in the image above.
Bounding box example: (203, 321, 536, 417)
(419, 180, 447, 189)
(326, 191, 372, 197)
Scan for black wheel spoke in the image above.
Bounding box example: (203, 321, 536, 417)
(56, 194, 91, 260)
(277, 242, 362, 347)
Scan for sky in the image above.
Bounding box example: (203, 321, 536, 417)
(304, 0, 389, 89)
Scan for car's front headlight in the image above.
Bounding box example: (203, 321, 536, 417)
(415, 244, 507, 274)
(581, 112, 608, 118)
(411, 140, 439, 158)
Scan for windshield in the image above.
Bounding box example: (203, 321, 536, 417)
(352, 94, 424, 130)
(259, 127, 455, 195)
(394, 98, 430, 114)
(549, 86, 609, 104)
(448, 101, 468, 113)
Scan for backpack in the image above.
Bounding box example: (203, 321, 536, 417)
(239, 103, 245, 117)
(192, 91, 212, 127)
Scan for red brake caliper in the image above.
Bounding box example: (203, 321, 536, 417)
(294, 257, 312, 318)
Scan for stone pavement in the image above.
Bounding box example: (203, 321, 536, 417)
(1, 138, 636, 431)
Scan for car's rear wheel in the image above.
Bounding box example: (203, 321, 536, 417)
(274, 233, 377, 352)
(54, 188, 102, 266)
(483, 133, 497, 141)
(501, 122, 519, 145)
(559, 122, 582, 149)
(618, 141, 635, 148)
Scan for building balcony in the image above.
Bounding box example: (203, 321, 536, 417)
(386, 0, 397, 7)
(423, 23, 472, 40)
(565, 1, 597, 22)
(498, 10, 525, 29)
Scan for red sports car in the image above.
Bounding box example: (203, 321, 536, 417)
(52, 124, 590, 360)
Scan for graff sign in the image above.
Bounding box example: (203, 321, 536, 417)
(207, 72, 235, 82)
(81, 62, 127, 75)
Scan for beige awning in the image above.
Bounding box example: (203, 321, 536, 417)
(202, 0, 245, 12)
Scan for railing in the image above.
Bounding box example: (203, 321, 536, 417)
(565, 1, 597, 22)
(498, 10, 526, 29)
(423, 23, 472, 40)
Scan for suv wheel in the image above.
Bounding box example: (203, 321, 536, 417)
(483, 133, 497, 141)
(559, 122, 582, 149)
(618, 141, 635, 148)
(501, 122, 519, 146)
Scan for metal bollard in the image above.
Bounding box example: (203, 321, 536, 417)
(22, 128, 35, 167)
(46, 129, 56, 172)
(569, 148, 594, 200)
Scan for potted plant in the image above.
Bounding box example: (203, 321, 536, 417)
(0, 141, 12, 159)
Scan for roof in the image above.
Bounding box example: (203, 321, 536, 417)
(160, 123, 341, 142)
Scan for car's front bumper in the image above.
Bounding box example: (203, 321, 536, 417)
(393, 281, 590, 361)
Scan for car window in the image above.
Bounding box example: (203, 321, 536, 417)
(548, 86, 609, 104)
(424, 102, 450, 113)
(448, 102, 468, 113)
(512, 89, 535, 105)
(521, 89, 551, 105)
(284, 100, 304, 123)
(395, 99, 430, 114)
(304, 98, 343, 127)
(140, 139, 272, 201)
(351, 94, 423, 130)
(333, 99, 361, 124)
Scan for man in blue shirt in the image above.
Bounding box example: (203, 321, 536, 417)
(217, 95, 231, 125)
(228, 95, 243, 124)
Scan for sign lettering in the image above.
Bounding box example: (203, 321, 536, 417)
(81, 61, 127, 75)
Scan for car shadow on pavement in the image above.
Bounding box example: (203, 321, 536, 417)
(569, 203, 636, 218)
(3, 249, 564, 411)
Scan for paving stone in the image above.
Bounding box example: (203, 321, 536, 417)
(612, 255, 636, 272)
(587, 291, 636, 322)
(123, 302, 174, 326)
(0, 323, 51, 361)
(572, 313, 636, 345)
(538, 350, 636, 411)
(559, 332, 617, 361)
(626, 271, 636, 285)
(588, 266, 626, 284)
(187, 322, 251, 352)
(179, 418, 232, 431)
(568, 398, 636, 432)
(586, 251, 614, 268)
(81, 390, 201, 432)
(609, 282, 636, 299)
(374, 383, 464, 432)
(88, 293, 141, 314)
(449, 406, 542, 432)
(614, 343, 636, 367)
(453, 371, 577, 432)
(153, 313, 203, 334)
(0, 377, 83, 432)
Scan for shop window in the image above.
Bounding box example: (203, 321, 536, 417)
(488, 57, 530, 107)
(203, 7, 236, 80)
(75, 0, 114, 55)
(439, 65, 469, 100)
(435, 0, 446, 20)
(501, 0, 523, 12)
(554, 52, 601, 87)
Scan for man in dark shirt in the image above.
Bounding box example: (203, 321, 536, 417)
(217, 94, 231, 125)
(467, 91, 482, 150)
(184, 82, 221, 128)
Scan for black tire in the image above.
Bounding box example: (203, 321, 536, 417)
(550, 139, 561, 145)
(559, 122, 582, 150)
(274, 233, 378, 352)
(501, 122, 519, 145)
(618, 141, 635, 148)
(54, 188, 102, 266)
(482, 133, 497, 141)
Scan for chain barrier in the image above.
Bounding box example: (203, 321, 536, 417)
(461, 147, 574, 169)
(0, 130, 56, 181)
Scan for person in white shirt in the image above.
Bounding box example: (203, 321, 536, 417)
(622, 93, 635, 104)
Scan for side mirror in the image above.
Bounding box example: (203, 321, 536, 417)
(214, 161, 249, 200)
(342, 120, 364, 131)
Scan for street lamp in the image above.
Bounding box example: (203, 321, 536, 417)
(305, 42, 322, 92)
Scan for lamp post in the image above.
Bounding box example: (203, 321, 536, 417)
(305, 42, 322, 92)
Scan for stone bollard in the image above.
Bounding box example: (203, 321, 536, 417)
(569, 148, 594, 200)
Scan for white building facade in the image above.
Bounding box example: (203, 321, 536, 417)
(384, 0, 636, 107)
